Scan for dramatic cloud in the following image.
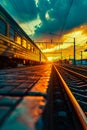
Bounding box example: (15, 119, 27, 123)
(1, 0, 87, 61)
(34, 0, 87, 39)
(34, 0, 72, 38)
(65, 0, 87, 30)
(1, 0, 87, 39)
(1, 0, 38, 22)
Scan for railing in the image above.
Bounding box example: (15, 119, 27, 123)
(54, 65, 87, 130)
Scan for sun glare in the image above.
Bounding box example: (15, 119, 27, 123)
(36, 24, 87, 61)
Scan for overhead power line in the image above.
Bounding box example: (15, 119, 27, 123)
(59, 0, 74, 37)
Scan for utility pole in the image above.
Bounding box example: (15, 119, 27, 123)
(69, 55, 71, 60)
(81, 51, 83, 64)
(73, 37, 76, 65)
(60, 51, 62, 60)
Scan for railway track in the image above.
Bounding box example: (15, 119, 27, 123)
(54, 64, 87, 129)
(43, 65, 87, 130)
(0, 64, 87, 129)
(62, 64, 87, 76)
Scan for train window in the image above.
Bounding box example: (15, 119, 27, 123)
(0, 19, 6, 35)
(22, 39, 27, 48)
(28, 44, 31, 50)
(31, 46, 34, 52)
(9, 27, 15, 41)
(33, 48, 35, 53)
(34, 49, 37, 54)
(16, 35, 21, 45)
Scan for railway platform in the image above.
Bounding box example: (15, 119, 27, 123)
(0, 64, 52, 130)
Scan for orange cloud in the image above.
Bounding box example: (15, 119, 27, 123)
(36, 24, 87, 61)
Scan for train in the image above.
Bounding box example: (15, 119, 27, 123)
(0, 5, 47, 68)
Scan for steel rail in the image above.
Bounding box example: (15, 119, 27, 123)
(60, 66, 87, 81)
(63, 65, 87, 73)
(54, 65, 87, 130)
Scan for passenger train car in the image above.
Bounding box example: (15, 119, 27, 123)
(0, 5, 47, 68)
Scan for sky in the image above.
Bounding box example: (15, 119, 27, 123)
(1, 0, 87, 61)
